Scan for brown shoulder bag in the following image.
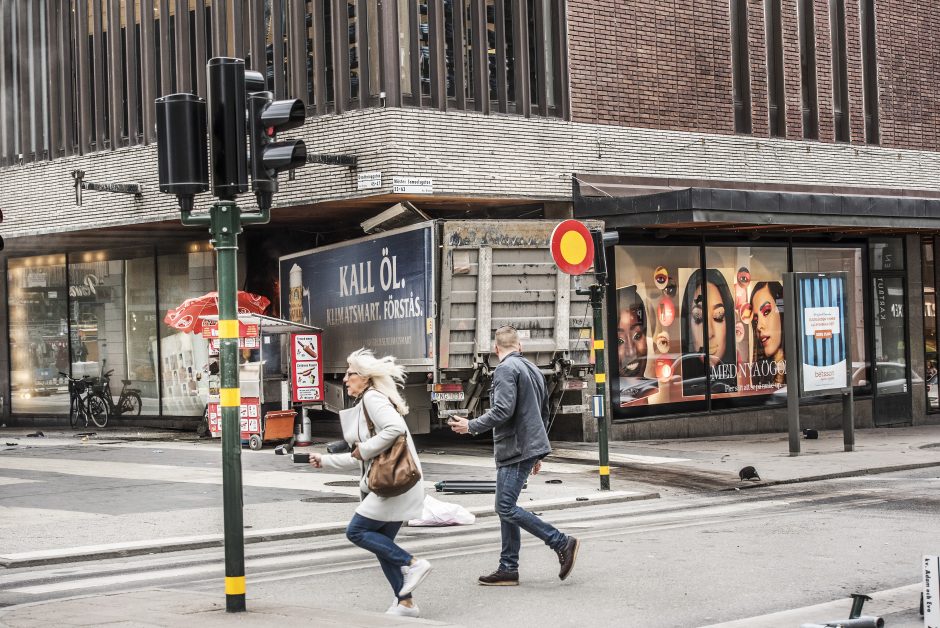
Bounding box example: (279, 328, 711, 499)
(362, 397, 421, 497)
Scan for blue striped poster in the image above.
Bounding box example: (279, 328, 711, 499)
(799, 274, 848, 393)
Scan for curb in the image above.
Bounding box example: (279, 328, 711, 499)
(0, 490, 658, 569)
(722, 461, 940, 491)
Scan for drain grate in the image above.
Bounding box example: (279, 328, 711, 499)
(301, 495, 359, 503)
(325, 480, 360, 487)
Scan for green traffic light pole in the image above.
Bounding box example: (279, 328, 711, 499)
(587, 281, 611, 491)
(576, 236, 611, 492)
(181, 201, 269, 612)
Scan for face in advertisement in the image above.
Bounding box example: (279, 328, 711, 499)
(617, 285, 659, 406)
(617, 286, 648, 378)
(750, 281, 786, 386)
(681, 269, 737, 396)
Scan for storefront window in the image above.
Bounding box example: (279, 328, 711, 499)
(923, 238, 938, 411)
(125, 256, 159, 415)
(871, 237, 904, 271)
(157, 249, 216, 416)
(68, 254, 124, 381)
(612, 245, 706, 415)
(705, 246, 789, 410)
(792, 246, 869, 392)
(8, 256, 68, 414)
(613, 242, 872, 420)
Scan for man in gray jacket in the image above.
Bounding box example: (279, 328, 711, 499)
(450, 325, 580, 586)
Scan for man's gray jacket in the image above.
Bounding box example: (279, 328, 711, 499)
(467, 351, 552, 467)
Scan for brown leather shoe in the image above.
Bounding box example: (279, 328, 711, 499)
(478, 569, 520, 586)
(556, 537, 580, 580)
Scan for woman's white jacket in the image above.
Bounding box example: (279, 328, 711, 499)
(320, 389, 425, 522)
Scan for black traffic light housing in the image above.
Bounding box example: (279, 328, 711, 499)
(155, 57, 307, 214)
(248, 90, 306, 211)
(206, 58, 251, 201)
(590, 229, 620, 279)
(155, 93, 209, 211)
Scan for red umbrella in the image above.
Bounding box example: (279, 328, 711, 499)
(164, 291, 271, 334)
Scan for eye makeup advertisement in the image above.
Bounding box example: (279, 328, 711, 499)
(613, 245, 788, 411)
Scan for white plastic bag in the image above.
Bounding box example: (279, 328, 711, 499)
(408, 494, 476, 527)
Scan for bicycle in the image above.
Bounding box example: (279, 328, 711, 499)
(60, 372, 110, 428)
(93, 369, 142, 417)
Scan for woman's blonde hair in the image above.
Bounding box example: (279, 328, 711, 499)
(347, 348, 409, 416)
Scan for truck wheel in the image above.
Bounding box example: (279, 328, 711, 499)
(248, 434, 263, 450)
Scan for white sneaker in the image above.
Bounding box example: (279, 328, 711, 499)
(386, 602, 420, 617)
(399, 558, 432, 596)
(386, 598, 399, 613)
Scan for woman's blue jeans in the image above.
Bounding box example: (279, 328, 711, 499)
(496, 456, 568, 572)
(346, 513, 414, 600)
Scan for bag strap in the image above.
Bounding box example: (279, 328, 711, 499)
(361, 388, 376, 437)
(362, 393, 375, 436)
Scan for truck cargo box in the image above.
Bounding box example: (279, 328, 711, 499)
(279, 219, 602, 434)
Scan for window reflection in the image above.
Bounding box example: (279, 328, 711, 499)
(8, 256, 69, 414)
(923, 237, 938, 411)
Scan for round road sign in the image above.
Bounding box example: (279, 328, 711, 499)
(550, 219, 594, 275)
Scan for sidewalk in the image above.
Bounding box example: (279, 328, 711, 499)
(0, 589, 464, 627)
(552, 424, 940, 493)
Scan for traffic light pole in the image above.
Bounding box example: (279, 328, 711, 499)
(589, 282, 611, 491)
(181, 201, 268, 612)
(158, 56, 304, 613)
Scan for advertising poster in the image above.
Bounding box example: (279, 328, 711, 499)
(798, 273, 849, 395)
(291, 332, 324, 402)
(279, 225, 433, 371)
(613, 245, 787, 410)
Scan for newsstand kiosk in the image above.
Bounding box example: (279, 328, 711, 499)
(202, 314, 324, 449)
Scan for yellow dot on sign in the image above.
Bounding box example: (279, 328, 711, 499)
(560, 231, 587, 264)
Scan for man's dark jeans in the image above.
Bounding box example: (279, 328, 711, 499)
(496, 456, 568, 572)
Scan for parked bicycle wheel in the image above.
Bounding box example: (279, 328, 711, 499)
(121, 392, 142, 416)
(69, 395, 82, 428)
(88, 394, 110, 428)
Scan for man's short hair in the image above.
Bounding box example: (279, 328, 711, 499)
(494, 325, 520, 350)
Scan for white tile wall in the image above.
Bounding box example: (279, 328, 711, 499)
(3, 108, 940, 240)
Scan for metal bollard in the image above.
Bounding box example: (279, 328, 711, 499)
(849, 593, 872, 619)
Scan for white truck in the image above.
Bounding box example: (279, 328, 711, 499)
(278, 220, 600, 436)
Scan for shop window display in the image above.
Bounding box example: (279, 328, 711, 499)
(8, 256, 69, 414)
(124, 256, 159, 414)
(614, 243, 868, 419)
(157, 251, 217, 416)
(613, 245, 706, 413)
(703, 247, 788, 409)
(613, 245, 789, 415)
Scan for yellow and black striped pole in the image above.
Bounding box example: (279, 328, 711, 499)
(180, 200, 270, 612)
(211, 201, 247, 612)
(589, 283, 611, 491)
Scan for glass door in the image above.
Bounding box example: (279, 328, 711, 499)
(871, 273, 912, 425)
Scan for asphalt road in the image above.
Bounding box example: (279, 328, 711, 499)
(2, 468, 937, 626)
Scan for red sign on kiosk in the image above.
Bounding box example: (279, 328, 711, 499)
(207, 397, 261, 437)
(550, 219, 594, 276)
(291, 332, 324, 402)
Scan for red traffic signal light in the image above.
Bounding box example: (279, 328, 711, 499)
(248, 92, 306, 211)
